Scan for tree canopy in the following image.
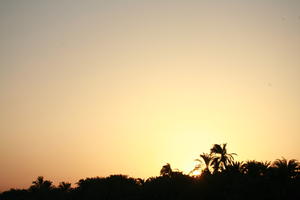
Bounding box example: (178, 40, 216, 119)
(1, 143, 299, 200)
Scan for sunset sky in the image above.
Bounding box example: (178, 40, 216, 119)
(1, 0, 300, 191)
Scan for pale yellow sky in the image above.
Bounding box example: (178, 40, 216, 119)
(1, 0, 300, 191)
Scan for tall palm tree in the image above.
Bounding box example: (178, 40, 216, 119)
(210, 143, 236, 173)
(272, 157, 299, 179)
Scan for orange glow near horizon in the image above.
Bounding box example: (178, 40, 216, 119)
(1, 0, 300, 192)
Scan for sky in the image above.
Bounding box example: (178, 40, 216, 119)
(1, 0, 300, 191)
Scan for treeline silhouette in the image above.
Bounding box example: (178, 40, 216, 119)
(1, 144, 299, 200)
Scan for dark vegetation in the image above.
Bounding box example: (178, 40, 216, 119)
(1, 144, 299, 200)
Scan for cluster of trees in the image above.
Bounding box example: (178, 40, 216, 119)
(1, 143, 299, 200)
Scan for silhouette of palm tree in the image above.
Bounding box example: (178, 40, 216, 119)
(30, 176, 53, 191)
(210, 143, 236, 173)
(225, 161, 244, 175)
(243, 160, 271, 177)
(272, 157, 299, 179)
(160, 163, 173, 177)
(58, 182, 71, 191)
(193, 153, 213, 175)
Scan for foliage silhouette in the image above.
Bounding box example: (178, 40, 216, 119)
(58, 182, 72, 192)
(1, 143, 300, 200)
(29, 176, 53, 192)
(160, 163, 173, 177)
(210, 143, 236, 173)
(198, 153, 213, 175)
(242, 160, 271, 177)
(272, 157, 299, 179)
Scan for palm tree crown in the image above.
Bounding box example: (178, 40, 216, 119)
(160, 163, 173, 177)
(272, 157, 299, 179)
(193, 153, 213, 175)
(243, 160, 271, 177)
(29, 176, 53, 191)
(210, 143, 236, 173)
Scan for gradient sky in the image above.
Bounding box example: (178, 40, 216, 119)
(1, 0, 300, 191)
